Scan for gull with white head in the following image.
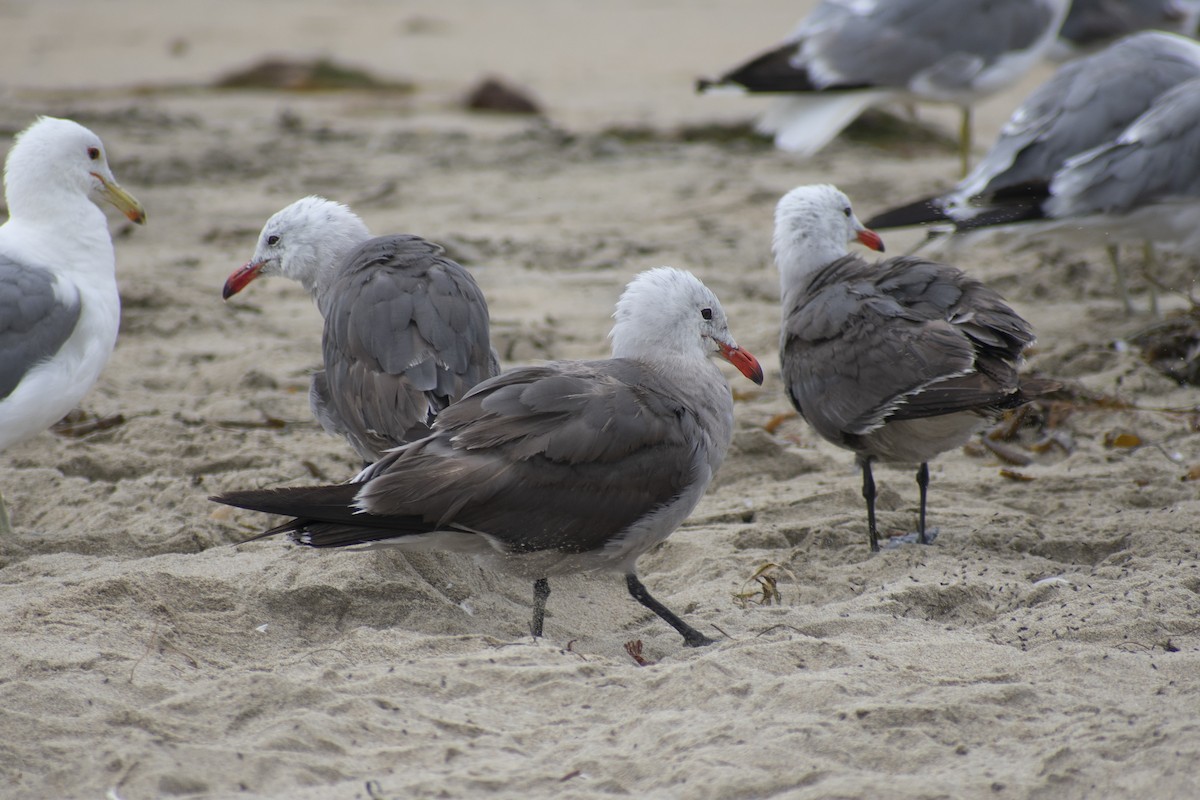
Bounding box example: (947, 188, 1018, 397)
(224, 197, 499, 463)
(774, 184, 1051, 552)
(0, 116, 145, 531)
(214, 267, 764, 647)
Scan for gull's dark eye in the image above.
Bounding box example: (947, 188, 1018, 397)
(87, 147, 100, 161)
(843, 206, 852, 218)
(700, 307, 713, 320)
(267, 235, 280, 245)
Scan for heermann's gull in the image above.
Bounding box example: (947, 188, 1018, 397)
(213, 267, 764, 646)
(696, 0, 1070, 175)
(223, 197, 499, 462)
(0, 116, 146, 532)
(774, 185, 1050, 552)
(866, 34, 1200, 316)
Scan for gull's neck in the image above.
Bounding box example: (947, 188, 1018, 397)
(773, 220, 848, 297)
(303, 226, 372, 312)
(1, 187, 115, 278)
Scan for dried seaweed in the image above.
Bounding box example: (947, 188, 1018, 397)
(1127, 306, 1200, 386)
(733, 563, 795, 608)
(51, 410, 127, 438)
(623, 640, 655, 667)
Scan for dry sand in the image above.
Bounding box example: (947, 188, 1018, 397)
(2, 1, 1199, 798)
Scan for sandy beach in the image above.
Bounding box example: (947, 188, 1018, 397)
(2, 1, 1199, 798)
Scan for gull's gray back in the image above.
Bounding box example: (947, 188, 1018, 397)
(318, 234, 497, 461)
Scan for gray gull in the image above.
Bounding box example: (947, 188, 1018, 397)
(774, 185, 1051, 552)
(223, 196, 499, 462)
(697, 0, 1071, 175)
(213, 267, 764, 647)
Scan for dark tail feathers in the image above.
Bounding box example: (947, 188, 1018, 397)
(212, 483, 443, 548)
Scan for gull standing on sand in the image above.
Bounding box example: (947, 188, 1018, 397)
(0, 116, 146, 532)
(774, 185, 1049, 552)
(214, 267, 765, 647)
(696, 0, 1071, 175)
(223, 197, 499, 462)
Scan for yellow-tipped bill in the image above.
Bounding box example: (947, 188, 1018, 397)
(94, 173, 146, 224)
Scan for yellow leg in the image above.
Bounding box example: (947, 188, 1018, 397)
(1106, 243, 1135, 316)
(1142, 240, 1160, 318)
(959, 105, 972, 178)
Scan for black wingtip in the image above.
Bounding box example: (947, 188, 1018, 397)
(952, 201, 1045, 232)
(864, 196, 951, 230)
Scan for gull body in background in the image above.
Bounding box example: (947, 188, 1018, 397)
(214, 267, 764, 647)
(1015, 76, 1200, 314)
(865, 32, 1200, 314)
(774, 185, 1050, 552)
(224, 197, 499, 462)
(697, 0, 1071, 175)
(0, 116, 146, 532)
(1054, 0, 1200, 56)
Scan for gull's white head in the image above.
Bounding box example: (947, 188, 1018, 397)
(772, 184, 884, 287)
(4, 116, 145, 225)
(223, 195, 371, 301)
(610, 266, 763, 385)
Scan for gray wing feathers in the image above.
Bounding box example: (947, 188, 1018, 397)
(309, 370, 347, 440)
(0, 256, 82, 401)
(783, 256, 1033, 440)
(973, 33, 1200, 197)
(1048, 76, 1200, 216)
(321, 235, 497, 459)
(355, 361, 701, 554)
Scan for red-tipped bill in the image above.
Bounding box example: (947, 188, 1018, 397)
(857, 228, 885, 252)
(223, 260, 266, 300)
(719, 342, 765, 385)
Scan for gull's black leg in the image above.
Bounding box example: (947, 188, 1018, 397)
(861, 456, 880, 552)
(625, 574, 715, 647)
(530, 577, 550, 638)
(915, 462, 930, 545)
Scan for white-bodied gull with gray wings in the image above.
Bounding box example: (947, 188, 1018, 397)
(213, 267, 764, 647)
(223, 197, 499, 462)
(0, 116, 145, 532)
(774, 185, 1052, 552)
(697, 0, 1070, 175)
